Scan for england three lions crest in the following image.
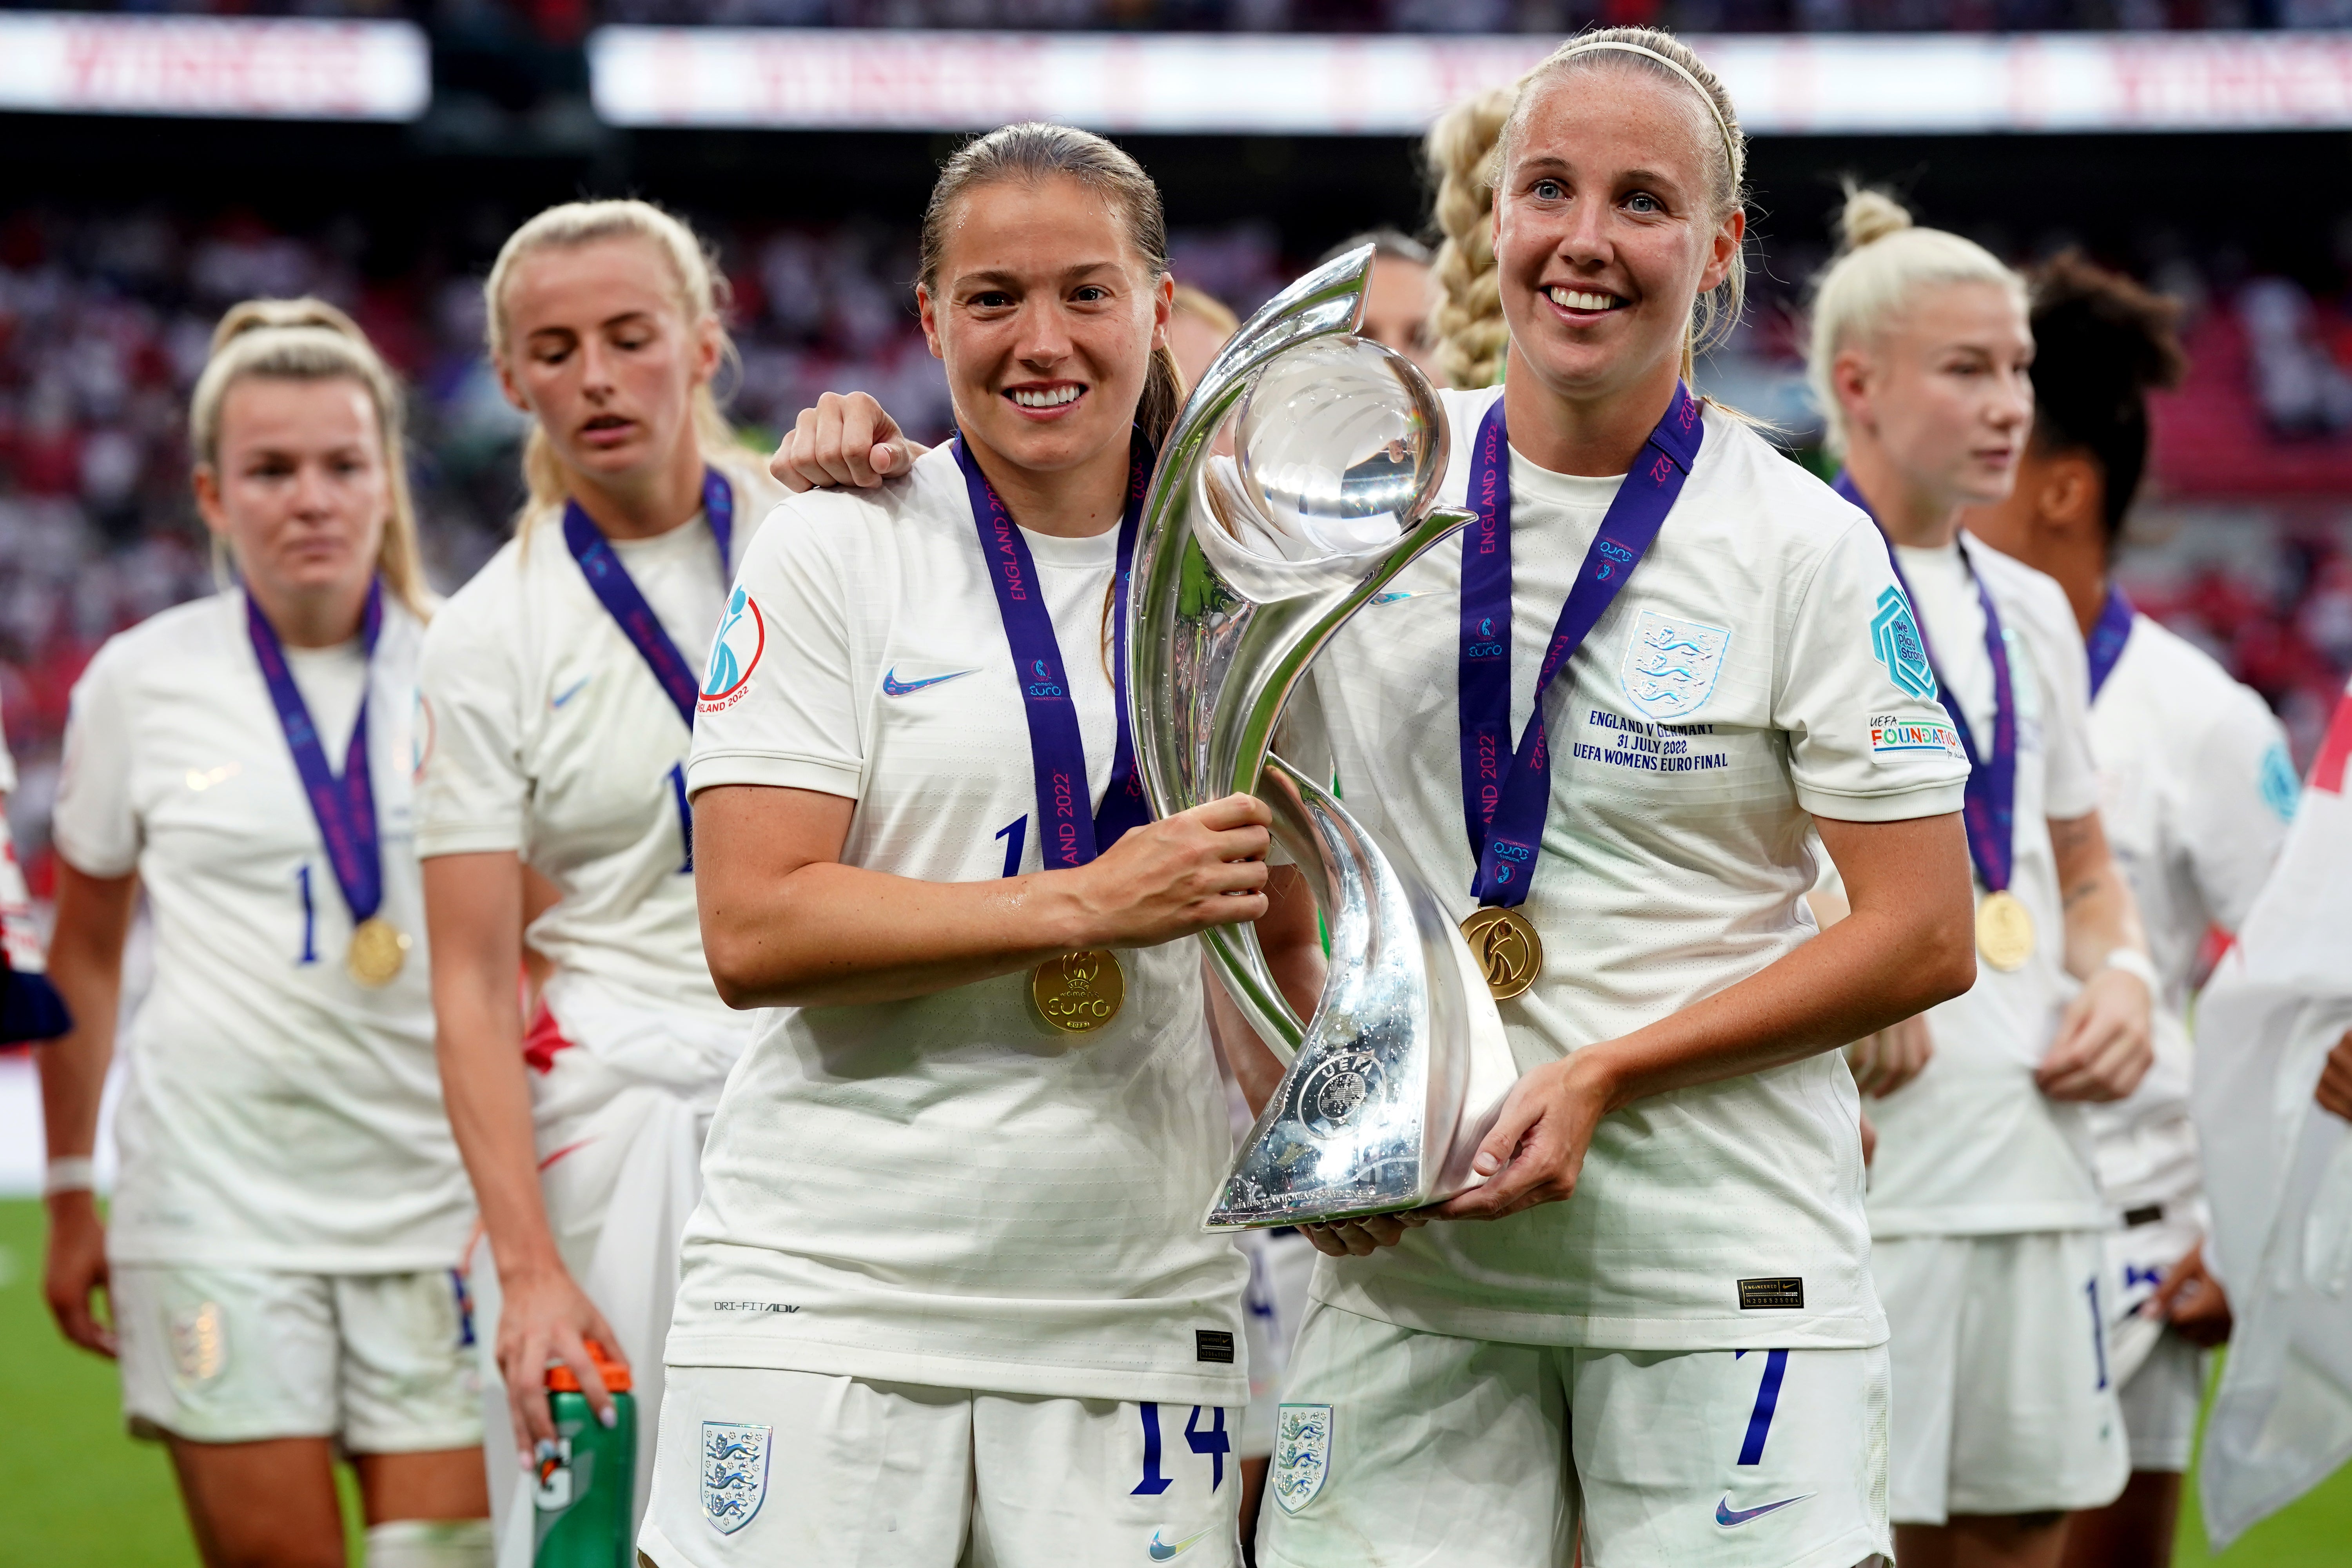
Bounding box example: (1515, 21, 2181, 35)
(1269, 1403, 1333, 1514)
(1619, 610, 1730, 721)
(701, 1421, 771, 1535)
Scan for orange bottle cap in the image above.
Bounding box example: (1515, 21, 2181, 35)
(546, 1341, 632, 1394)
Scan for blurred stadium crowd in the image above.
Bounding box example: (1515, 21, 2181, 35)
(4, 201, 2352, 897)
(9, 0, 2352, 34)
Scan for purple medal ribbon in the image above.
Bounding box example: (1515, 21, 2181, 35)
(1459, 382, 1704, 906)
(2085, 582, 2135, 701)
(1833, 473, 2020, 893)
(247, 580, 387, 928)
(561, 468, 735, 729)
(957, 430, 1153, 872)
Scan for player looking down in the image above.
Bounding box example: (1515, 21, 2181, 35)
(1964, 252, 2289, 1568)
(779, 29, 1982, 1568)
(414, 200, 780, 1539)
(639, 122, 1322, 1568)
(38, 300, 487, 1568)
(1808, 192, 2158, 1568)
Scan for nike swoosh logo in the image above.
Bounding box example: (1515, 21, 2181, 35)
(550, 678, 590, 709)
(1716, 1494, 1810, 1527)
(1147, 1528, 1211, 1561)
(882, 667, 977, 697)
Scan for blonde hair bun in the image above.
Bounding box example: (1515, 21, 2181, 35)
(209, 296, 367, 355)
(1837, 184, 1915, 253)
(1804, 186, 2027, 460)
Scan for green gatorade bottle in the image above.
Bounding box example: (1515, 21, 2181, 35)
(531, 1342, 636, 1568)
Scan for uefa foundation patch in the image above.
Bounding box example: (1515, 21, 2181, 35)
(1269, 1403, 1332, 1514)
(1868, 716, 1965, 765)
(700, 1421, 771, 1534)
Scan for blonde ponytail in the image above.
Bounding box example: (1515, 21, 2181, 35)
(484, 200, 745, 520)
(189, 297, 431, 621)
(1805, 181, 2027, 459)
(1426, 85, 1515, 391)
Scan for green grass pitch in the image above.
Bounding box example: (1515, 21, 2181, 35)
(2, 1198, 2346, 1564)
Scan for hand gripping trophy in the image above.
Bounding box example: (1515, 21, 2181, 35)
(1129, 245, 1520, 1230)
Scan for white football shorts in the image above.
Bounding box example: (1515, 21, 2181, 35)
(1257, 1300, 1891, 1568)
(2113, 1327, 2204, 1474)
(1238, 1228, 1318, 1461)
(639, 1365, 1243, 1568)
(1873, 1230, 2129, 1522)
(114, 1263, 482, 1451)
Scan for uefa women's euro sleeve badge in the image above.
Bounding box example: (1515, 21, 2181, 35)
(1128, 244, 1520, 1230)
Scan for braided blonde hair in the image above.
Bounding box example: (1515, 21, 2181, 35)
(190, 297, 431, 619)
(1428, 85, 1516, 390)
(1426, 27, 1750, 392)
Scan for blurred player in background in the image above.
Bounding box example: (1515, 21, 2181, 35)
(38, 300, 486, 1568)
(1169, 283, 1240, 389)
(1313, 228, 1440, 382)
(1962, 252, 2290, 1568)
(0, 682, 69, 1045)
(414, 199, 779, 1548)
(645, 122, 1322, 1567)
(1809, 192, 2156, 1568)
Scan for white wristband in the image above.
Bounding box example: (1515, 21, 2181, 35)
(2100, 948, 2158, 994)
(42, 1157, 96, 1198)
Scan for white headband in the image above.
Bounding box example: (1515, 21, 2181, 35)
(1545, 40, 1739, 165)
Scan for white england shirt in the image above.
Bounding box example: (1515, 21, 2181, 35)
(2083, 612, 2293, 1225)
(1862, 534, 2108, 1237)
(1280, 388, 1969, 1351)
(49, 593, 473, 1270)
(415, 465, 776, 1076)
(670, 446, 1250, 1408)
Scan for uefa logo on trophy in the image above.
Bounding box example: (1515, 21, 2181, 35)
(1127, 246, 1520, 1230)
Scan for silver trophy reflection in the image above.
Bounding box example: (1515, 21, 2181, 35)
(1129, 245, 1521, 1230)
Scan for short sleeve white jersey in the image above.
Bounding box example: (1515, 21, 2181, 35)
(2082, 612, 2294, 1214)
(48, 594, 473, 1271)
(1862, 533, 2109, 1237)
(415, 466, 777, 1071)
(1279, 389, 1968, 1352)
(668, 446, 1249, 1409)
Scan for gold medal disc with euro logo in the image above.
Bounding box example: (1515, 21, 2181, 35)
(1974, 890, 2035, 973)
(1032, 949, 1126, 1036)
(1459, 907, 1543, 1001)
(346, 916, 412, 988)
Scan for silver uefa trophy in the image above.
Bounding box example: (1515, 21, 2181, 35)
(1129, 245, 1521, 1230)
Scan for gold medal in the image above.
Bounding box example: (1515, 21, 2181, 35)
(1459, 907, 1543, 1000)
(1031, 949, 1126, 1036)
(1975, 889, 2035, 973)
(346, 916, 412, 988)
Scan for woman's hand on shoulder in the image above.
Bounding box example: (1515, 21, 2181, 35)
(1065, 793, 1272, 949)
(771, 392, 926, 492)
(42, 1191, 115, 1357)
